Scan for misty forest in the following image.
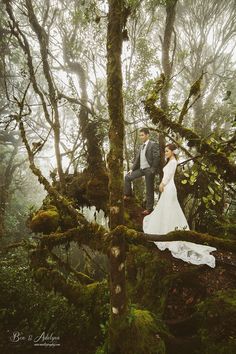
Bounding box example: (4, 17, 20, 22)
(0, 0, 236, 353)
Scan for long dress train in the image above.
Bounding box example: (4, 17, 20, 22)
(143, 159, 216, 268)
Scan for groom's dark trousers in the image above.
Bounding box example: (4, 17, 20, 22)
(124, 167, 155, 211)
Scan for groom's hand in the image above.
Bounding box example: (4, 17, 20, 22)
(127, 170, 132, 175)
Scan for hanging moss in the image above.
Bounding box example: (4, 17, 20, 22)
(57, 167, 109, 212)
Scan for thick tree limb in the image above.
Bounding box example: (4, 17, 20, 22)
(144, 80, 236, 183)
(33, 266, 107, 308)
(39, 224, 236, 254)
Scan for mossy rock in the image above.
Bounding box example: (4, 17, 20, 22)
(196, 289, 236, 354)
(29, 206, 60, 234)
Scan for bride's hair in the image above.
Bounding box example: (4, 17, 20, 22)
(165, 143, 178, 164)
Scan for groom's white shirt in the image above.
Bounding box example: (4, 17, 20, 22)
(140, 139, 150, 169)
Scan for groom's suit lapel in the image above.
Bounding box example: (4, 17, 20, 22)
(145, 140, 151, 157)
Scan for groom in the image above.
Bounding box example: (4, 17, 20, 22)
(124, 128, 160, 215)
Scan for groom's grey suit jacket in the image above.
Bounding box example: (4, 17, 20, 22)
(132, 140, 160, 174)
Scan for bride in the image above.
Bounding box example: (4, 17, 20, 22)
(143, 143, 217, 268)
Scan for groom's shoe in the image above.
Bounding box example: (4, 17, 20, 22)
(141, 209, 153, 215)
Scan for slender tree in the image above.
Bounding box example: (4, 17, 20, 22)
(159, 0, 178, 170)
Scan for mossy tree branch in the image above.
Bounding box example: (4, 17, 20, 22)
(29, 247, 108, 310)
(144, 77, 236, 183)
(178, 72, 204, 124)
(114, 225, 236, 253)
(38, 223, 236, 254)
(33, 266, 107, 309)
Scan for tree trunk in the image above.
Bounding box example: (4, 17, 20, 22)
(63, 47, 105, 172)
(25, 0, 66, 193)
(0, 191, 7, 238)
(0, 144, 19, 238)
(106, 0, 127, 351)
(159, 0, 178, 173)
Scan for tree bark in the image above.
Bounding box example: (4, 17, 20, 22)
(106, 0, 127, 351)
(159, 0, 178, 172)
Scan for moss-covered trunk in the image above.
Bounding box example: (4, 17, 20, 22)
(106, 0, 127, 351)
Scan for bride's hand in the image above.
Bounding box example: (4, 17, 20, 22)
(159, 183, 164, 193)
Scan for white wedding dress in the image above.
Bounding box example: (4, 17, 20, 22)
(143, 159, 216, 268)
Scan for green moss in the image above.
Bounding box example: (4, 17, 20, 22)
(60, 213, 77, 230)
(123, 308, 166, 354)
(105, 305, 166, 354)
(30, 208, 60, 234)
